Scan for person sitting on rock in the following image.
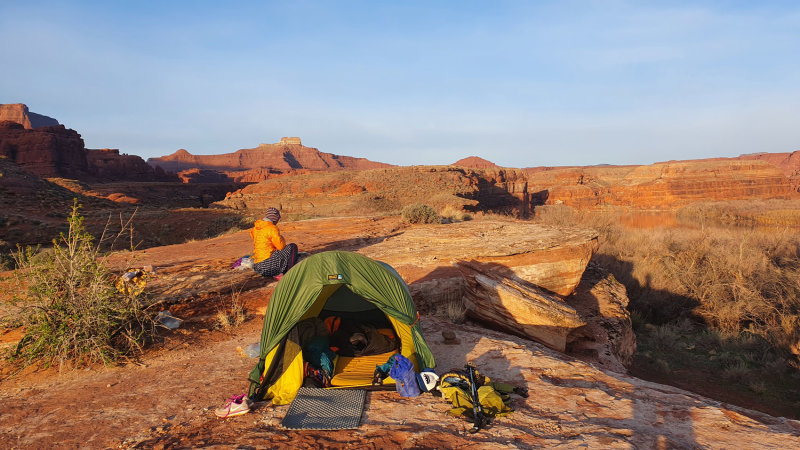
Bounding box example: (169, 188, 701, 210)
(250, 207, 298, 279)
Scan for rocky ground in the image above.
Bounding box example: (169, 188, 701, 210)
(1, 217, 799, 448)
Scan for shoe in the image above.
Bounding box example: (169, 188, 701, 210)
(273, 273, 284, 281)
(215, 394, 252, 418)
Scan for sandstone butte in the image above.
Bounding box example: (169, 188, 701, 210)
(145, 137, 394, 182)
(2, 217, 794, 448)
(453, 155, 500, 169)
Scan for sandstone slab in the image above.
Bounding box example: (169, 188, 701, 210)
(359, 220, 599, 297)
(457, 261, 585, 352)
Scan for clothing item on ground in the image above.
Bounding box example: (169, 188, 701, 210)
(389, 354, 421, 397)
(253, 243, 298, 278)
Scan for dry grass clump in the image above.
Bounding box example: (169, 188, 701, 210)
(439, 205, 472, 223)
(600, 225, 800, 354)
(532, 204, 621, 233)
(401, 203, 441, 224)
(216, 284, 246, 331)
(435, 290, 467, 324)
(678, 199, 800, 227)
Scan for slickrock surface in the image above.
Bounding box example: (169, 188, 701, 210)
(1, 317, 797, 448)
(2, 216, 797, 447)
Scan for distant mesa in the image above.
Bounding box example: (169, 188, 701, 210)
(278, 136, 302, 145)
(0, 103, 59, 129)
(454, 156, 499, 169)
(147, 137, 393, 183)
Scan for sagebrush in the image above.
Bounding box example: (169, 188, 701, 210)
(9, 201, 157, 368)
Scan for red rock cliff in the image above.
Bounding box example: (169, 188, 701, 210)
(0, 121, 89, 178)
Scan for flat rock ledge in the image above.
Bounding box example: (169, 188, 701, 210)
(358, 220, 632, 371)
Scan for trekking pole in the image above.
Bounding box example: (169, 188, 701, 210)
(465, 363, 485, 433)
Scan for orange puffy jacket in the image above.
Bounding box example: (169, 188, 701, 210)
(250, 219, 286, 263)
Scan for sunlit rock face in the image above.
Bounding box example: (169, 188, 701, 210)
(0, 103, 59, 129)
(0, 120, 89, 178)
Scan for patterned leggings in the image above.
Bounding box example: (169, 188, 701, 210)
(253, 243, 298, 278)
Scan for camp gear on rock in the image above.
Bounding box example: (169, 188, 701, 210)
(416, 369, 440, 392)
(389, 354, 421, 397)
(466, 364, 486, 433)
(282, 387, 366, 430)
(215, 393, 252, 418)
(248, 251, 435, 404)
(115, 270, 147, 296)
(438, 366, 517, 427)
(155, 311, 182, 330)
(232, 255, 254, 270)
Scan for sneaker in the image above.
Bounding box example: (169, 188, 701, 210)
(215, 394, 252, 418)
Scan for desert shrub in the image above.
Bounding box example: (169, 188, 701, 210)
(439, 205, 472, 223)
(9, 201, 156, 368)
(401, 203, 441, 224)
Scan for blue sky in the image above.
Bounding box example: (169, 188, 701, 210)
(2, 1, 799, 167)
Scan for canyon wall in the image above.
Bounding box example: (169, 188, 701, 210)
(216, 159, 796, 216)
(739, 151, 800, 191)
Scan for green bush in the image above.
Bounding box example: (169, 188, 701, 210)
(10, 201, 156, 368)
(401, 203, 441, 224)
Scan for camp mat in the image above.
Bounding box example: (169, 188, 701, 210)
(281, 387, 367, 430)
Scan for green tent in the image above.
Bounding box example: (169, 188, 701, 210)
(248, 251, 435, 404)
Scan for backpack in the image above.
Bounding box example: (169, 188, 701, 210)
(438, 368, 514, 418)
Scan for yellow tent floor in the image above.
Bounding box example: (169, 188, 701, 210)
(331, 351, 398, 387)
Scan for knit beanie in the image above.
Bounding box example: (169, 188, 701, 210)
(263, 207, 281, 223)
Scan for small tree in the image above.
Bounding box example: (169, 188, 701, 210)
(11, 200, 156, 368)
